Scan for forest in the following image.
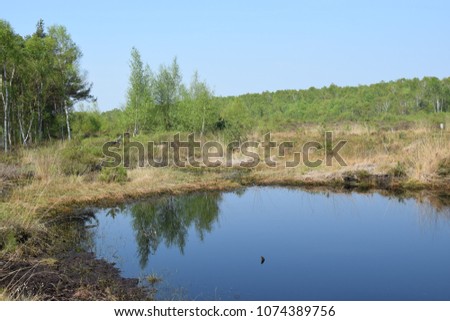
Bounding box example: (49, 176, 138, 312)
(0, 19, 92, 152)
(1, 19, 450, 153)
(104, 50, 450, 141)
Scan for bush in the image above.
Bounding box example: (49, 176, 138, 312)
(437, 157, 450, 177)
(388, 162, 407, 178)
(60, 140, 102, 176)
(99, 167, 128, 183)
(220, 99, 253, 142)
(72, 111, 102, 138)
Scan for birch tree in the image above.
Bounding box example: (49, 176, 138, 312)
(153, 57, 182, 130)
(48, 25, 92, 141)
(0, 20, 21, 152)
(126, 47, 153, 135)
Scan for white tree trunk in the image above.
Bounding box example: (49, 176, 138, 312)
(18, 107, 25, 145)
(64, 101, 71, 141)
(2, 98, 7, 153)
(1, 66, 9, 152)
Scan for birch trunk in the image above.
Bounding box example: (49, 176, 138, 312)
(64, 101, 71, 141)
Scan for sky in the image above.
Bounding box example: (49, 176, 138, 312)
(2, 0, 450, 111)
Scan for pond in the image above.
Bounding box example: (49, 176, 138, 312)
(83, 187, 450, 300)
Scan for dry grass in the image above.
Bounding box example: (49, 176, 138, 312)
(1, 124, 449, 257)
(21, 143, 64, 180)
(0, 124, 449, 301)
(0, 289, 7, 300)
(231, 125, 450, 187)
(5, 125, 449, 214)
(4, 166, 239, 223)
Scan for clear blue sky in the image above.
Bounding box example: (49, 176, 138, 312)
(2, 0, 450, 111)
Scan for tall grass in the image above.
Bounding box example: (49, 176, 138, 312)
(1, 124, 448, 256)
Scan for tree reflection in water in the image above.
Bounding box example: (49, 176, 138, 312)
(130, 192, 222, 268)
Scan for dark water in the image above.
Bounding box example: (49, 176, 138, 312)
(85, 187, 450, 300)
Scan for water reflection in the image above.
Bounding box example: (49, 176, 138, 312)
(130, 192, 222, 268)
(85, 188, 450, 300)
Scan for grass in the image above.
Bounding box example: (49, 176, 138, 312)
(0, 123, 449, 299)
(437, 157, 450, 177)
(0, 289, 7, 301)
(1, 125, 449, 244)
(2, 125, 449, 229)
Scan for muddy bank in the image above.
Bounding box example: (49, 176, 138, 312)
(0, 211, 151, 301)
(0, 251, 148, 300)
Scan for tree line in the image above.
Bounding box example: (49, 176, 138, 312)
(121, 47, 450, 139)
(0, 19, 92, 152)
(222, 76, 450, 131)
(2, 18, 450, 153)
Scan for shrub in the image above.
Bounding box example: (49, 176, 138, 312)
(99, 167, 128, 183)
(437, 157, 450, 177)
(60, 140, 101, 176)
(72, 111, 102, 138)
(389, 162, 407, 178)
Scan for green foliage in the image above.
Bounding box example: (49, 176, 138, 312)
(99, 166, 128, 183)
(175, 71, 217, 134)
(4, 18, 450, 149)
(220, 99, 253, 141)
(213, 77, 450, 130)
(125, 47, 154, 134)
(116, 47, 450, 139)
(153, 57, 182, 131)
(100, 108, 128, 135)
(60, 140, 101, 175)
(0, 19, 92, 151)
(389, 162, 407, 178)
(0, 225, 30, 253)
(72, 106, 102, 138)
(0, 230, 17, 252)
(437, 158, 450, 177)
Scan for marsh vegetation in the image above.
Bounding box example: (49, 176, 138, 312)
(1, 19, 450, 300)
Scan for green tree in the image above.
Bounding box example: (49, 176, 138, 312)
(0, 20, 22, 152)
(23, 20, 56, 143)
(153, 57, 182, 130)
(47, 25, 92, 141)
(72, 103, 102, 138)
(221, 98, 253, 141)
(125, 47, 153, 135)
(177, 71, 216, 135)
(0, 19, 93, 149)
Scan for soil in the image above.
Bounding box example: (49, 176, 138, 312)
(0, 251, 149, 300)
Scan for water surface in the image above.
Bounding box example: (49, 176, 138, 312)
(85, 187, 450, 300)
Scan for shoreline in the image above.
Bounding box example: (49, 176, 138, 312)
(15, 167, 450, 214)
(1, 164, 449, 300)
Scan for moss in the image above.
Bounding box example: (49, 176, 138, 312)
(0, 227, 31, 253)
(0, 230, 17, 252)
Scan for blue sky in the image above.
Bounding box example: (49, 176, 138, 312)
(2, 0, 450, 111)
